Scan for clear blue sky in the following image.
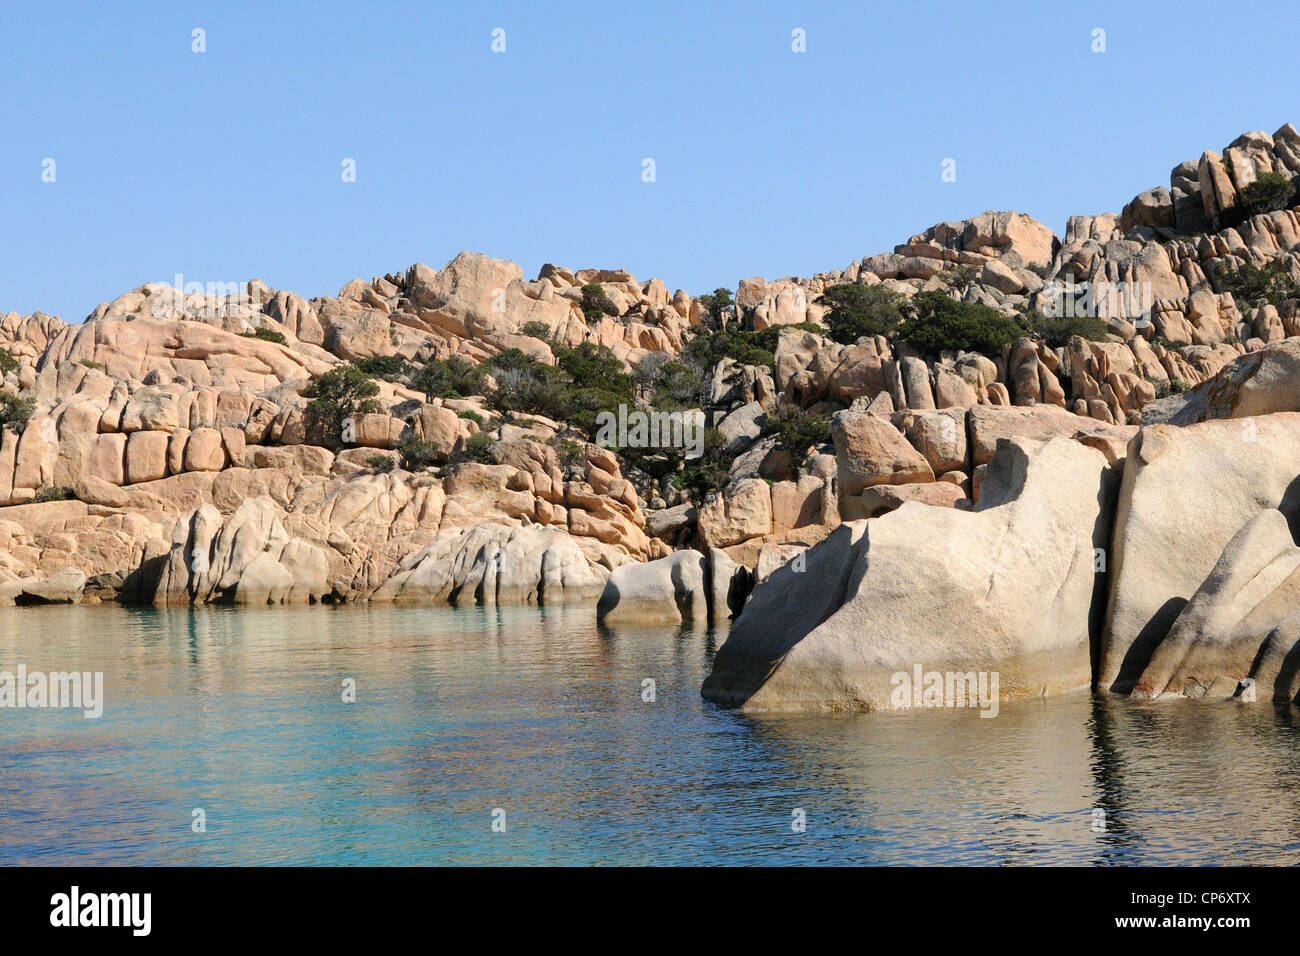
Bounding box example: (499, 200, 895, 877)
(2, 0, 1296, 322)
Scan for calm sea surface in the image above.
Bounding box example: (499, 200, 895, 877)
(2, 604, 1298, 865)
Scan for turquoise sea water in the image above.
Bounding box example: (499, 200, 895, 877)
(2, 604, 1299, 865)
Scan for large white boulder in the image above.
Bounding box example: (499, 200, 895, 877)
(1099, 415, 1300, 693)
(703, 435, 1115, 712)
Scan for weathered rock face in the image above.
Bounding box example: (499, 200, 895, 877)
(2, 120, 1299, 652)
(373, 523, 608, 606)
(595, 547, 749, 625)
(1144, 339, 1300, 425)
(149, 497, 330, 606)
(1099, 415, 1300, 693)
(0, 567, 87, 606)
(832, 410, 935, 498)
(703, 436, 1116, 712)
(1130, 509, 1300, 701)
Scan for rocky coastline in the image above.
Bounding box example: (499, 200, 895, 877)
(6, 123, 1300, 710)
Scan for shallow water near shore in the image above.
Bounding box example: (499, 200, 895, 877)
(2, 603, 1299, 865)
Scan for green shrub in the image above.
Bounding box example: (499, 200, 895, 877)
(0, 393, 35, 432)
(1023, 310, 1109, 348)
(397, 438, 442, 471)
(1220, 172, 1299, 228)
(487, 359, 570, 419)
(365, 454, 396, 473)
(695, 288, 735, 330)
(457, 409, 484, 425)
(79, 359, 105, 370)
(557, 342, 633, 400)
(239, 326, 288, 345)
(550, 436, 587, 475)
(671, 428, 736, 498)
(648, 359, 709, 410)
(303, 365, 381, 441)
(410, 357, 486, 401)
(34, 486, 74, 503)
(1218, 263, 1300, 307)
(581, 283, 618, 324)
(519, 321, 554, 342)
(766, 407, 832, 457)
(451, 431, 496, 465)
(684, 330, 775, 370)
(1169, 377, 1187, 394)
(818, 284, 906, 344)
(352, 355, 410, 381)
(897, 292, 1027, 357)
(0, 350, 18, 375)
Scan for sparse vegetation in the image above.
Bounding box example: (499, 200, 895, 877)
(1219, 172, 1299, 229)
(580, 283, 618, 324)
(897, 291, 1027, 357)
(302, 365, 382, 441)
(766, 406, 832, 458)
(0, 393, 35, 432)
(647, 358, 710, 410)
(519, 321, 554, 342)
(485, 344, 633, 437)
(671, 428, 736, 498)
(239, 326, 287, 345)
(352, 355, 410, 382)
(1217, 263, 1300, 308)
(0, 350, 18, 375)
(450, 430, 496, 465)
(684, 329, 775, 370)
(818, 284, 906, 345)
(34, 486, 75, 503)
(550, 436, 587, 476)
(411, 357, 487, 401)
(397, 438, 441, 471)
(1023, 310, 1109, 348)
(366, 454, 396, 473)
(696, 288, 735, 330)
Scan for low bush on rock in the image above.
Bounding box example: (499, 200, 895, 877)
(1219, 172, 1300, 229)
(397, 438, 441, 471)
(766, 406, 832, 457)
(818, 283, 906, 344)
(671, 428, 735, 498)
(684, 329, 775, 369)
(0, 393, 35, 432)
(450, 431, 496, 465)
(1218, 263, 1300, 308)
(897, 291, 1027, 357)
(580, 283, 618, 324)
(518, 321, 554, 342)
(1022, 310, 1109, 348)
(486, 344, 633, 437)
(34, 486, 74, 502)
(352, 355, 411, 382)
(239, 326, 288, 345)
(411, 357, 487, 401)
(303, 365, 381, 442)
